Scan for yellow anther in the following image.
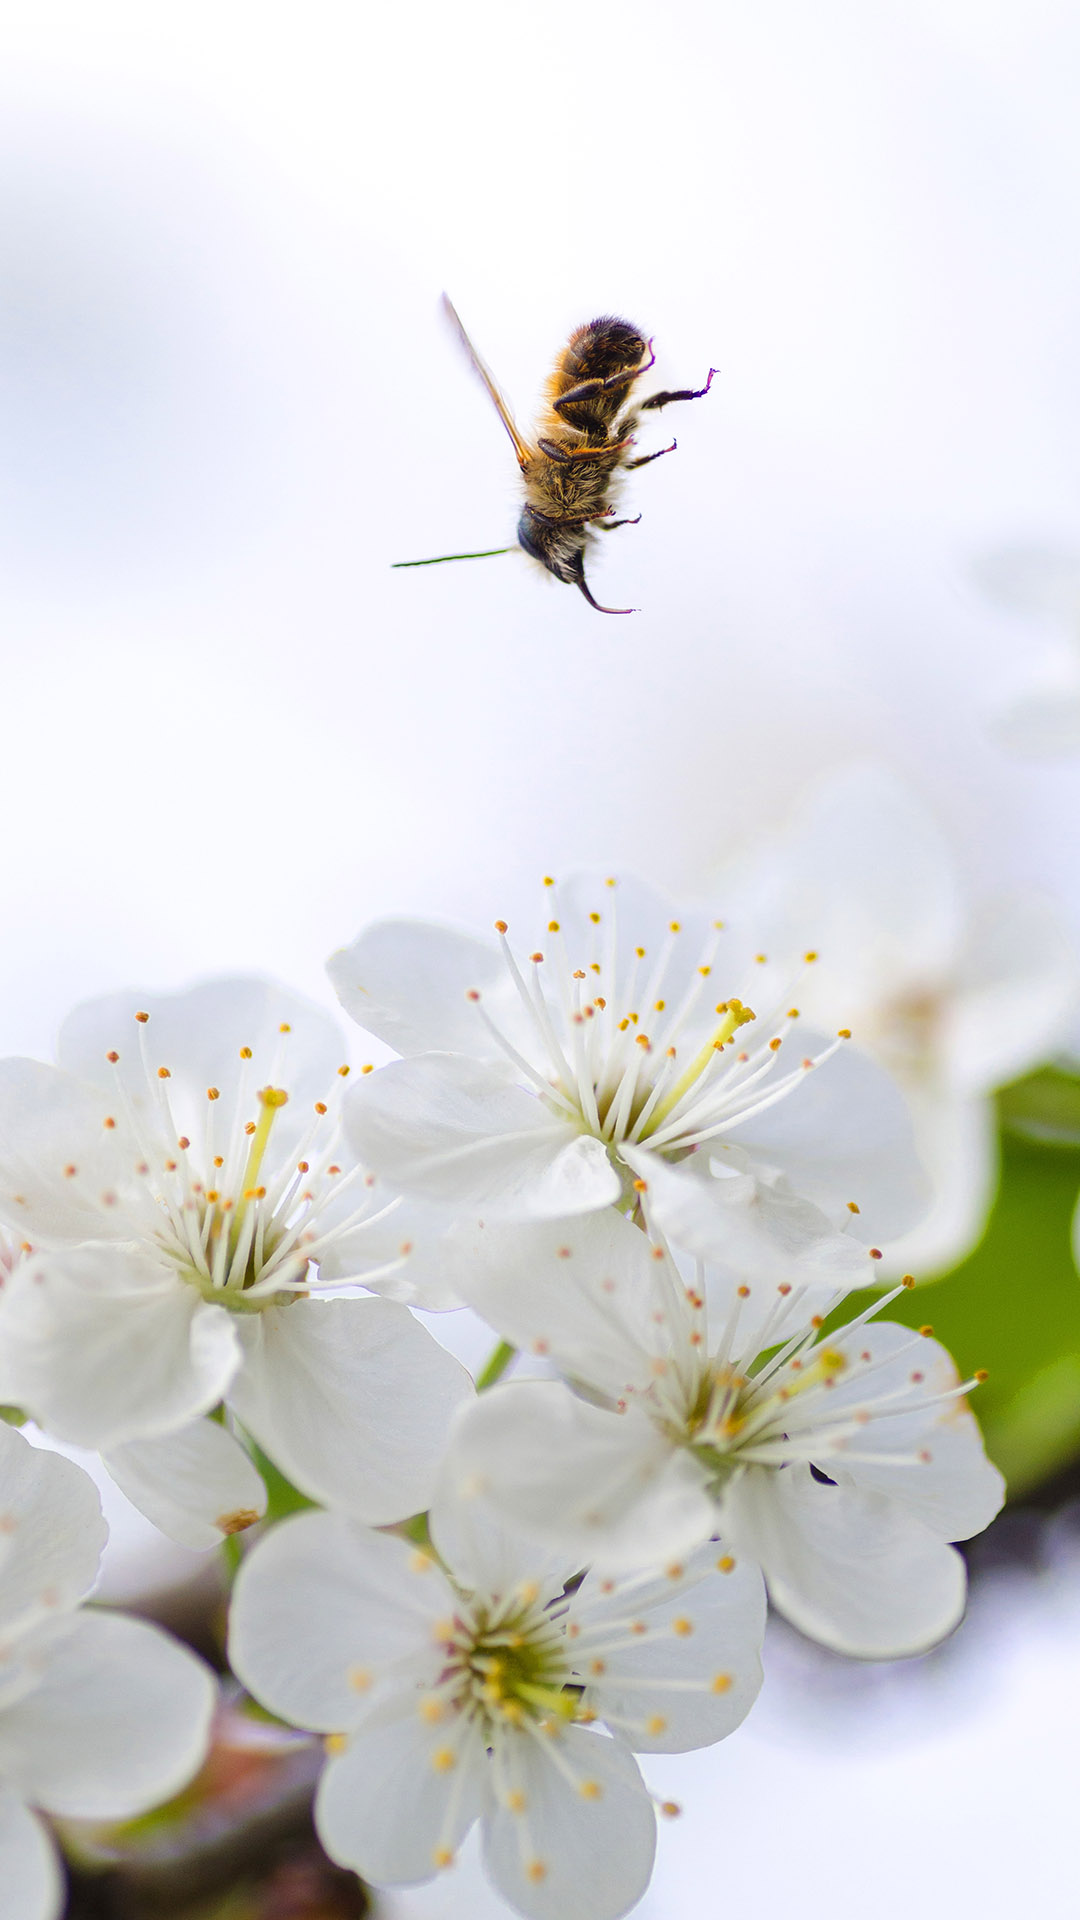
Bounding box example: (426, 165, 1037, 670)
(348, 1666, 373, 1692)
(433, 1847, 455, 1869)
(240, 1046, 253, 1059)
(712, 1673, 733, 1693)
(431, 1747, 456, 1773)
(526, 1862, 547, 1884)
(157, 1066, 171, 1080)
(418, 1696, 443, 1722)
(325, 1733, 347, 1754)
(646, 1715, 668, 1735)
(580, 1779, 603, 1800)
(507, 1789, 527, 1812)
(671, 1616, 693, 1637)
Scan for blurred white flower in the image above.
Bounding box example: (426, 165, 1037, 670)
(0, 979, 472, 1545)
(728, 768, 1078, 1277)
(440, 1209, 1004, 1659)
(976, 545, 1080, 758)
(329, 874, 929, 1266)
(0, 1424, 215, 1920)
(228, 1492, 764, 1920)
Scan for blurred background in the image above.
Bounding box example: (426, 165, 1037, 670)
(4, 1, 1080, 1913)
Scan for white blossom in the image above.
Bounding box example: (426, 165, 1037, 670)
(0, 1425, 215, 1920)
(0, 980, 472, 1546)
(329, 874, 929, 1274)
(726, 768, 1078, 1277)
(228, 1484, 765, 1920)
(438, 1209, 1004, 1658)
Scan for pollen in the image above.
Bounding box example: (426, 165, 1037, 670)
(103, 1116, 116, 1130)
(240, 1046, 253, 1060)
(507, 1789, 527, 1812)
(666, 1563, 684, 1580)
(135, 1011, 149, 1023)
(919, 1324, 934, 1338)
(431, 1747, 456, 1773)
(804, 951, 818, 964)
(325, 1733, 347, 1754)
(716, 1555, 736, 1573)
(106, 1050, 119, 1063)
(207, 1086, 220, 1100)
(580, 1778, 603, 1800)
(178, 1136, 190, 1150)
(975, 1368, 989, 1383)
(672, 1617, 693, 1637)
(314, 1101, 328, 1115)
(495, 919, 509, 933)
(661, 1801, 682, 1818)
(279, 1022, 291, 1033)
(869, 1247, 883, 1260)
(526, 1861, 547, 1884)
(837, 1027, 852, 1039)
(216, 1508, 260, 1536)
(769, 1037, 783, 1051)
(711, 1673, 733, 1693)
(548, 920, 560, 933)
(433, 1847, 455, 1869)
(646, 1715, 668, 1735)
(349, 1667, 373, 1692)
(589, 1658, 606, 1675)
(847, 1200, 860, 1213)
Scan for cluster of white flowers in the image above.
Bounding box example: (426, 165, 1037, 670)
(0, 869, 1010, 1920)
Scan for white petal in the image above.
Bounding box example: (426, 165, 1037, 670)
(446, 1210, 667, 1401)
(553, 874, 717, 1013)
(730, 1036, 932, 1244)
(975, 542, 1080, 620)
(724, 1462, 968, 1658)
(318, 1191, 467, 1311)
(625, 1148, 874, 1291)
(0, 1788, 62, 1920)
(316, 1704, 488, 1885)
(0, 1426, 106, 1636)
(576, 1547, 766, 1753)
(103, 1418, 267, 1551)
(878, 1093, 997, 1279)
(991, 671, 1080, 758)
(946, 896, 1079, 1094)
(0, 1610, 215, 1819)
(328, 919, 509, 1057)
(0, 1247, 241, 1449)
(442, 1385, 715, 1573)
(57, 978, 346, 1158)
(231, 1295, 473, 1523)
(483, 1725, 655, 1920)
(345, 1054, 621, 1218)
(230, 1511, 454, 1732)
(815, 1322, 1004, 1539)
(0, 1058, 137, 1244)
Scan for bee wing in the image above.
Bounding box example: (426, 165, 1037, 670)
(442, 294, 534, 469)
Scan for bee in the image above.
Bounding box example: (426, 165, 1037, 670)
(393, 296, 716, 614)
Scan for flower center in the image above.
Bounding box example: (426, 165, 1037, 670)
(434, 1587, 575, 1734)
(472, 879, 842, 1165)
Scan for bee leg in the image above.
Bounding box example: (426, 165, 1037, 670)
(594, 513, 641, 530)
(536, 435, 634, 463)
(550, 344, 657, 416)
(638, 368, 718, 411)
(525, 503, 611, 529)
(624, 439, 677, 470)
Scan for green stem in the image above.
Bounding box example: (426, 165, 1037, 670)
(476, 1339, 518, 1391)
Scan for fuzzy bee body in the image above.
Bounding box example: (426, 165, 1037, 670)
(436, 299, 716, 614)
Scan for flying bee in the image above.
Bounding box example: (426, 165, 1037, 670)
(393, 296, 717, 614)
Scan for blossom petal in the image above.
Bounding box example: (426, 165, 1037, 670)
(877, 1092, 997, 1280)
(446, 1210, 669, 1401)
(728, 1036, 932, 1244)
(724, 1462, 968, 1658)
(483, 1724, 655, 1920)
(328, 919, 510, 1057)
(442, 1385, 715, 1573)
(344, 1055, 621, 1217)
(230, 1295, 473, 1523)
(316, 1704, 488, 1885)
(103, 1418, 267, 1551)
(0, 1610, 214, 1819)
(230, 1511, 455, 1732)
(945, 896, 1078, 1095)
(624, 1147, 874, 1290)
(318, 1191, 467, 1310)
(57, 978, 347, 1157)
(0, 1248, 241, 1449)
(0, 1426, 106, 1634)
(0, 1789, 62, 1920)
(577, 1548, 766, 1753)
(814, 1322, 1005, 1539)
(0, 1058, 138, 1243)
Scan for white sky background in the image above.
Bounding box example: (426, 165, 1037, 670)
(2, 1, 1080, 1912)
